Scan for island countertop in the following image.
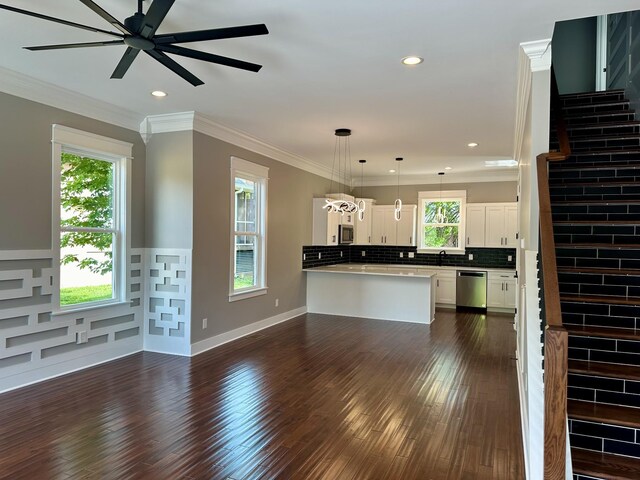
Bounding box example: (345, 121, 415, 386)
(304, 263, 437, 278)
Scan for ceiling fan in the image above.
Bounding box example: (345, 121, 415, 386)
(0, 0, 269, 86)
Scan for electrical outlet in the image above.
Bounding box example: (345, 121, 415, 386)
(361, 251, 366, 257)
(303, 253, 306, 261)
(408, 252, 415, 258)
(508, 255, 513, 262)
(275, 298, 279, 307)
(202, 318, 208, 329)
(319, 252, 322, 259)
(400, 252, 404, 258)
(340, 251, 343, 258)
(468, 254, 474, 260)
(76, 331, 88, 344)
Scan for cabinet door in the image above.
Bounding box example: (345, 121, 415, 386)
(485, 205, 505, 247)
(504, 278, 517, 309)
(354, 200, 374, 245)
(466, 205, 486, 247)
(436, 273, 456, 304)
(505, 205, 518, 248)
(371, 207, 387, 245)
(487, 279, 505, 308)
(326, 211, 340, 245)
(396, 205, 417, 246)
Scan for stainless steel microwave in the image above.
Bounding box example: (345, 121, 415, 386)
(338, 224, 354, 244)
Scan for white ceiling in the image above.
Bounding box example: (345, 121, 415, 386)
(0, 0, 638, 183)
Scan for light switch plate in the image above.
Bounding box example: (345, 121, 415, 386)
(361, 251, 366, 257)
(508, 255, 513, 261)
(408, 252, 415, 258)
(400, 252, 404, 258)
(468, 254, 473, 260)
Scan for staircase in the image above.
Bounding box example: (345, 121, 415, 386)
(549, 90, 640, 479)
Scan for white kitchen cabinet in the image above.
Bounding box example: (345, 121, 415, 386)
(465, 203, 517, 248)
(435, 270, 456, 305)
(465, 205, 486, 247)
(371, 205, 417, 246)
(354, 198, 376, 245)
(487, 271, 516, 310)
(312, 198, 341, 245)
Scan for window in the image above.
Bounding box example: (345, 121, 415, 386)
(52, 125, 132, 311)
(230, 157, 268, 301)
(418, 190, 466, 254)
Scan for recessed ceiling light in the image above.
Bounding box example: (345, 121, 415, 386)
(389, 169, 396, 173)
(151, 90, 167, 98)
(401, 56, 423, 66)
(467, 142, 479, 148)
(444, 166, 452, 170)
(484, 160, 518, 167)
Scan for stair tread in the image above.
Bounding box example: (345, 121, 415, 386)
(563, 109, 634, 120)
(563, 120, 640, 130)
(569, 399, 640, 428)
(554, 220, 640, 224)
(569, 360, 640, 381)
(552, 199, 640, 204)
(572, 447, 640, 480)
(558, 267, 640, 276)
(560, 89, 626, 98)
(565, 324, 640, 339)
(551, 181, 640, 187)
(562, 294, 640, 306)
(556, 243, 640, 249)
(563, 100, 630, 109)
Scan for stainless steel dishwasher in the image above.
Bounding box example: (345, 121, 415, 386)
(456, 270, 487, 309)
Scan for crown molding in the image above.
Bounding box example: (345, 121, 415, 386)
(521, 39, 552, 72)
(141, 111, 348, 183)
(356, 169, 518, 187)
(0, 67, 142, 132)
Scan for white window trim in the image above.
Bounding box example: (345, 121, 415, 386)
(229, 156, 269, 302)
(417, 189, 467, 255)
(51, 125, 132, 314)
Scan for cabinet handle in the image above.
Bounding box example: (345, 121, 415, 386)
(506, 283, 508, 292)
(467, 236, 470, 245)
(437, 279, 439, 287)
(368, 235, 371, 243)
(410, 236, 412, 244)
(381, 236, 384, 243)
(332, 235, 336, 243)
(501, 282, 504, 291)
(500, 237, 503, 246)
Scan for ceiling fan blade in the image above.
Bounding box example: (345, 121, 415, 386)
(78, 0, 132, 35)
(156, 44, 262, 72)
(139, 0, 175, 39)
(145, 49, 204, 86)
(0, 4, 123, 38)
(111, 47, 141, 79)
(25, 40, 124, 51)
(154, 24, 269, 45)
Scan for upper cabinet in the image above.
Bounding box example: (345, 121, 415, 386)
(371, 205, 417, 246)
(312, 198, 340, 245)
(354, 198, 376, 245)
(465, 203, 517, 248)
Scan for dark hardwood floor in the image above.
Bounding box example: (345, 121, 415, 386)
(0, 311, 524, 480)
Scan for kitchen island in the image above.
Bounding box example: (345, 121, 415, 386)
(304, 264, 437, 324)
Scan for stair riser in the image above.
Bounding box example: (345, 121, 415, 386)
(559, 271, 640, 297)
(562, 102, 630, 116)
(564, 112, 635, 127)
(560, 91, 626, 106)
(554, 224, 640, 245)
(549, 167, 640, 185)
(551, 137, 640, 152)
(569, 418, 640, 460)
(556, 247, 640, 270)
(569, 335, 640, 369)
(569, 372, 640, 410)
(552, 204, 640, 222)
(573, 475, 604, 480)
(556, 152, 640, 170)
(551, 183, 640, 201)
(562, 301, 640, 330)
(551, 125, 640, 140)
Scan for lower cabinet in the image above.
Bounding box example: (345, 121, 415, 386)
(487, 271, 516, 310)
(435, 270, 456, 305)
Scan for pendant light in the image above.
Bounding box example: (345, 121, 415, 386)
(357, 159, 366, 221)
(435, 171, 447, 224)
(394, 157, 403, 221)
(323, 128, 358, 215)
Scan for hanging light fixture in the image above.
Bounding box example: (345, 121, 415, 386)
(435, 171, 447, 224)
(357, 159, 366, 221)
(394, 157, 403, 221)
(323, 128, 358, 215)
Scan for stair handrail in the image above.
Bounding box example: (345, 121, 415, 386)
(539, 67, 570, 479)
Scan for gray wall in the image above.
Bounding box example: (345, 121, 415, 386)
(145, 131, 193, 249)
(190, 132, 332, 343)
(361, 181, 517, 205)
(552, 17, 597, 95)
(0, 92, 146, 250)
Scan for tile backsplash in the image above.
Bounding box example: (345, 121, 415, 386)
(302, 245, 516, 269)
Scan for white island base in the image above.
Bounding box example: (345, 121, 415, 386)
(305, 265, 436, 324)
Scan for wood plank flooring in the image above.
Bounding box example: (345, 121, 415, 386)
(0, 310, 524, 480)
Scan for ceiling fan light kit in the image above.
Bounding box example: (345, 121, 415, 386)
(0, 0, 269, 86)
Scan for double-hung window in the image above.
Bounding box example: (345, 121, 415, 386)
(229, 157, 268, 301)
(417, 190, 466, 254)
(52, 125, 131, 311)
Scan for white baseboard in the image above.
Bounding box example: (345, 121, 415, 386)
(0, 342, 142, 394)
(191, 307, 307, 356)
(517, 352, 531, 480)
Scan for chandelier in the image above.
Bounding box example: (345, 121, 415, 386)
(323, 128, 359, 215)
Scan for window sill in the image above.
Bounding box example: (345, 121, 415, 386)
(417, 249, 466, 255)
(229, 287, 268, 302)
(52, 300, 132, 318)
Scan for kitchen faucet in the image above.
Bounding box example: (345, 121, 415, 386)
(438, 250, 447, 266)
